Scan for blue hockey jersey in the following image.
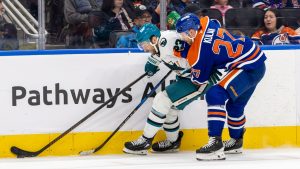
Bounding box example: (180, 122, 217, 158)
(174, 16, 267, 85)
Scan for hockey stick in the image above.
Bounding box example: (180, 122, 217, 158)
(79, 70, 172, 155)
(10, 73, 147, 158)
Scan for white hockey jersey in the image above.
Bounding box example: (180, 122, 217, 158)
(158, 30, 190, 77)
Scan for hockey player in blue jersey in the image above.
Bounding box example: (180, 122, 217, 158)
(123, 23, 221, 155)
(175, 13, 266, 160)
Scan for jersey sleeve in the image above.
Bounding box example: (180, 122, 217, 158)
(190, 54, 214, 85)
(251, 30, 263, 45)
(281, 27, 300, 44)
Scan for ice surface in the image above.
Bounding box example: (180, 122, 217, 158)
(0, 148, 300, 169)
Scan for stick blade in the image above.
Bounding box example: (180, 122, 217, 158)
(79, 149, 95, 156)
(10, 146, 39, 158)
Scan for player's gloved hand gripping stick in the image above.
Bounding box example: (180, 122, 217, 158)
(10, 73, 148, 158)
(145, 54, 161, 77)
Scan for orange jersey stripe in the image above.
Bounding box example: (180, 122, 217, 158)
(219, 69, 240, 88)
(208, 111, 226, 116)
(228, 119, 246, 126)
(186, 16, 209, 67)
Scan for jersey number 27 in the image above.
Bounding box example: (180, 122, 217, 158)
(212, 28, 245, 58)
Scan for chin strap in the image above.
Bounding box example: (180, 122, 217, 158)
(150, 39, 159, 53)
(186, 30, 198, 43)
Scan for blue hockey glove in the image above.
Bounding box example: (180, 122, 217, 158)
(145, 54, 161, 77)
(208, 69, 223, 85)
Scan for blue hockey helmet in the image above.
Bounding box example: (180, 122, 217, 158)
(136, 23, 161, 43)
(176, 13, 200, 33)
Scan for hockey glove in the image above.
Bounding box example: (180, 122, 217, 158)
(208, 69, 223, 85)
(145, 54, 161, 77)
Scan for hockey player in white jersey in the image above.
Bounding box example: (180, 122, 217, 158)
(123, 23, 221, 155)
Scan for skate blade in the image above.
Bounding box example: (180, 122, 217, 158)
(123, 147, 148, 155)
(151, 148, 179, 153)
(225, 148, 243, 154)
(196, 149, 226, 161)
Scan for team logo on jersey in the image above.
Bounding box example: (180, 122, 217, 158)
(174, 39, 185, 52)
(191, 68, 201, 78)
(272, 34, 290, 45)
(160, 38, 167, 47)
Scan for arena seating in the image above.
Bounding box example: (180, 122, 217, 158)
(279, 8, 300, 29)
(201, 8, 223, 26)
(225, 8, 264, 36)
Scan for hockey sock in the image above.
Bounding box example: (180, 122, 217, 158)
(143, 91, 173, 139)
(163, 117, 180, 142)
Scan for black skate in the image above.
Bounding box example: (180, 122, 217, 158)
(123, 136, 153, 155)
(152, 131, 184, 153)
(196, 136, 225, 161)
(223, 129, 246, 154)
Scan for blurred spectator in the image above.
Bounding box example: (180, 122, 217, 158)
(124, 0, 145, 12)
(132, 5, 153, 27)
(252, 8, 300, 45)
(144, 0, 167, 25)
(116, 5, 152, 48)
(46, 0, 65, 44)
(147, 0, 197, 24)
(28, 0, 38, 19)
(0, 0, 19, 50)
(101, 0, 135, 31)
(167, 11, 180, 29)
(89, 0, 135, 48)
(169, 0, 198, 15)
(0, 23, 19, 50)
(210, 0, 233, 25)
(64, 0, 103, 48)
(252, 0, 300, 9)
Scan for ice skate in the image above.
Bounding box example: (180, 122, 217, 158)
(196, 136, 225, 161)
(123, 136, 153, 155)
(152, 131, 183, 153)
(223, 129, 245, 154)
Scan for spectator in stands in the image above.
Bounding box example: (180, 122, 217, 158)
(168, 0, 197, 15)
(148, 0, 197, 25)
(0, 0, 19, 50)
(252, 8, 300, 45)
(64, 0, 102, 49)
(28, 0, 38, 19)
(88, 0, 135, 48)
(46, 0, 65, 44)
(144, 0, 166, 25)
(210, 0, 233, 25)
(124, 0, 145, 12)
(101, 0, 135, 31)
(116, 4, 152, 48)
(0, 23, 19, 50)
(167, 11, 180, 30)
(252, 0, 300, 9)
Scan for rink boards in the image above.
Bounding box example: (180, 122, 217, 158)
(0, 46, 299, 157)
